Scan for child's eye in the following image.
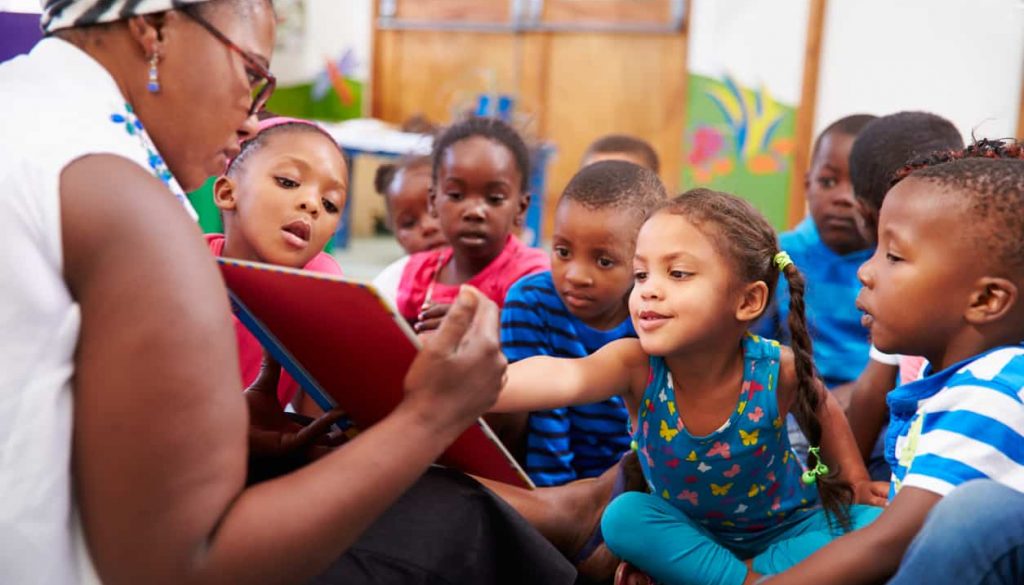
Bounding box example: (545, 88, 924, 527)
(487, 193, 507, 205)
(885, 252, 903, 264)
(554, 246, 570, 260)
(446, 191, 463, 201)
(817, 177, 838, 189)
(669, 270, 691, 279)
(398, 217, 417, 230)
(322, 198, 339, 213)
(275, 176, 299, 189)
(633, 271, 648, 282)
(597, 257, 615, 269)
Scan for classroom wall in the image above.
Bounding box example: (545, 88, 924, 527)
(814, 0, 1024, 140)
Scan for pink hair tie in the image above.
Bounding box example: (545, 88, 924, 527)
(226, 116, 338, 171)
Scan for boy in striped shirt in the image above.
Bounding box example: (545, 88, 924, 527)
(501, 160, 666, 486)
(764, 148, 1024, 584)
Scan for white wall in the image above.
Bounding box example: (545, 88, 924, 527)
(689, 0, 810, 104)
(271, 0, 372, 89)
(814, 0, 1024, 140)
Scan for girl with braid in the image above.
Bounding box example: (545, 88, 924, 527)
(494, 189, 885, 585)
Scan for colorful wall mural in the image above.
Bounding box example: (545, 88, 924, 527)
(681, 0, 811, 231)
(681, 74, 796, 229)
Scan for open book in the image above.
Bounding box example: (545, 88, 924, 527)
(218, 257, 534, 489)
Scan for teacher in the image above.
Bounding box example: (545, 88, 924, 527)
(0, 1, 573, 583)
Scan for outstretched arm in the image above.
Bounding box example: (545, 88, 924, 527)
(493, 338, 649, 413)
(65, 155, 507, 585)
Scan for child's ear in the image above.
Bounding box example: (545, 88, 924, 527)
(213, 176, 239, 211)
(965, 276, 1018, 326)
(514, 192, 531, 228)
(427, 186, 439, 218)
(736, 281, 770, 323)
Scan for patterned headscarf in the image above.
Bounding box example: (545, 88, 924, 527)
(41, 0, 213, 34)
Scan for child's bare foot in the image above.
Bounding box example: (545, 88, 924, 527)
(479, 451, 646, 583)
(614, 561, 654, 585)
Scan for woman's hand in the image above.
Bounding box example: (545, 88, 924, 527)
(244, 353, 348, 459)
(402, 287, 506, 433)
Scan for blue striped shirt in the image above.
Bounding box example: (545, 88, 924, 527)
(501, 271, 634, 486)
(887, 344, 1024, 498)
(753, 218, 873, 388)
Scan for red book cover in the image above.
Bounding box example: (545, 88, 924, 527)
(218, 257, 534, 489)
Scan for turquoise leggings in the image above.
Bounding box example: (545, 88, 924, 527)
(602, 492, 883, 585)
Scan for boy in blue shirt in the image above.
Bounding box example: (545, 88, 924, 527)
(764, 148, 1024, 585)
(754, 114, 877, 392)
(501, 160, 666, 486)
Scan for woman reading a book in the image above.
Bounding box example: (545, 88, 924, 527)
(0, 1, 577, 583)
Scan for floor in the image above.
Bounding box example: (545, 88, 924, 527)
(331, 236, 405, 282)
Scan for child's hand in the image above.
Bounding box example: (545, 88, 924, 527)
(414, 303, 451, 334)
(403, 286, 506, 431)
(244, 352, 348, 459)
(852, 479, 889, 507)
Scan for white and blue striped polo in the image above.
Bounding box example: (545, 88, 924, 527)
(886, 344, 1024, 498)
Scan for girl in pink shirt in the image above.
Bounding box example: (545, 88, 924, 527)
(209, 116, 348, 407)
(396, 117, 549, 333)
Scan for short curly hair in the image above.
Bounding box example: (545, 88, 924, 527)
(894, 139, 1024, 275)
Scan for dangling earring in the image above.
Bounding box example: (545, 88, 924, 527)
(147, 52, 160, 93)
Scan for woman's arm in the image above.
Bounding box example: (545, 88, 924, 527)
(64, 155, 507, 585)
(762, 487, 941, 584)
(493, 338, 648, 413)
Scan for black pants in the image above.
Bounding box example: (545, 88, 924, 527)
(249, 441, 576, 584)
(309, 467, 577, 584)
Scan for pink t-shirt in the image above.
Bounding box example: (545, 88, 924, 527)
(206, 234, 343, 407)
(396, 234, 550, 322)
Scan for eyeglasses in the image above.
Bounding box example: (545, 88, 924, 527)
(180, 8, 276, 117)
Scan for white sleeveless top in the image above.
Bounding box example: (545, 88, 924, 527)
(0, 38, 196, 584)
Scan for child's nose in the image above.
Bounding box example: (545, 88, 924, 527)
(297, 195, 320, 217)
(463, 200, 487, 221)
(830, 186, 857, 208)
(638, 278, 662, 300)
(565, 263, 592, 287)
(857, 257, 874, 288)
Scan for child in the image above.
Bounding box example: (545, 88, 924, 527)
(763, 147, 1024, 585)
(502, 160, 667, 487)
(582, 134, 661, 173)
(753, 114, 876, 465)
(395, 116, 549, 332)
(375, 155, 445, 255)
(210, 116, 347, 408)
(371, 155, 445, 308)
(755, 114, 876, 391)
(841, 111, 964, 479)
(495, 188, 885, 585)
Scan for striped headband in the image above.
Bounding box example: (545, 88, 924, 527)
(41, 0, 212, 34)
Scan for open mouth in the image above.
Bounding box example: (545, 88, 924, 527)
(281, 219, 311, 247)
(456, 231, 489, 246)
(854, 298, 873, 329)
